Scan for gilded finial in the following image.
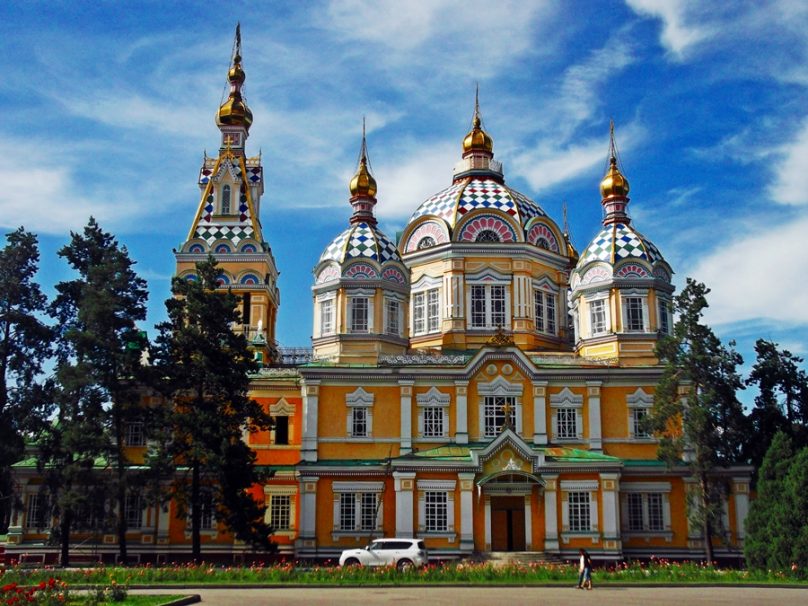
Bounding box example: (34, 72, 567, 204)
(216, 23, 253, 133)
(562, 200, 579, 261)
(463, 84, 493, 154)
(349, 117, 377, 198)
(600, 119, 629, 199)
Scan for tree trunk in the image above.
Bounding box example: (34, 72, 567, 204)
(60, 508, 72, 568)
(700, 474, 714, 563)
(115, 406, 128, 565)
(191, 460, 201, 560)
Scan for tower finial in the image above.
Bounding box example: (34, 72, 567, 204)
(608, 118, 617, 165)
(474, 82, 481, 127)
(562, 200, 570, 236)
(349, 118, 378, 212)
(216, 23, 253, 138)
(600, 120, 631, 225)
(462, 84, 493, 155)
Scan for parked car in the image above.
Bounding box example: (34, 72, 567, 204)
(339, 538, 428, 570)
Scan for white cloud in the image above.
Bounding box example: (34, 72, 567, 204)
(769, 118, 808, 206)
(625, 0, 712, 59)
(687, 215, 808, 326)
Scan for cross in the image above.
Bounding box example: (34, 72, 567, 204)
(500, 399, 513, 432)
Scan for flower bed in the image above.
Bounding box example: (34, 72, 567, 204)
(0, 559, 805, 588)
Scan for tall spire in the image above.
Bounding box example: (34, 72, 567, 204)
(462, 84, 493, 156)
(348, 118, 378, 226)
(599, 120, 631, 225)
(216, 23, 253, 146)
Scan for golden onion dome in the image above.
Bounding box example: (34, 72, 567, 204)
(216, 50, 253, 131)
(463, 114, 494, 154)
(349, 156, 377, 198)
(600, 156, 630, 199)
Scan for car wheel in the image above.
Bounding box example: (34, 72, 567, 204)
(344, 557, 360, 567)
(397, 559, 414, 572)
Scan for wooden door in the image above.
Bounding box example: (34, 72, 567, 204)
(491, 509, 509, 551)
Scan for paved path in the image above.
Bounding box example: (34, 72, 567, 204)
(133, 586, 808, 605)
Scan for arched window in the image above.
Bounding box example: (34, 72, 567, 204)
(417, 236, 436, 250)
(221, 185, 232, 215)
(475, 230, 500, 243)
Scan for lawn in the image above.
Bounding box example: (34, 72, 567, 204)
(1, 559, 806, 588)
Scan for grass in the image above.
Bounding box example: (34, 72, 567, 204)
(1, 559, 806, 587)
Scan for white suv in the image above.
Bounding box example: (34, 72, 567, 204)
(339, 538, 428, 570)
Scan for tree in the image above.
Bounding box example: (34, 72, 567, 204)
(745, 339, 808, 473)
(0, 228, 52, 532)
(648, 278, 748, 562)
(744, 431, 795, 569)
(41, 218, 148, 565)
(151, 256, 274, 559)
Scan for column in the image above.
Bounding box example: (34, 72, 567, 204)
(733, 477, 750, 545)
(524, 494, 533, 550)
(399, 381, 414, 455)
(455, 380, 469, 444)
(533, 381, 548, 445)
(542, 474, 559, 552)
(445, 261, 465, 330)
(599, 472, 621, 552)
(301, 380, 320, 462)
(296, 475, 318, 553)
(587, 381, 602, 451)
(157, 491, 171, 545)
(459, 473, 475, 551)
(484, 495, 492, 551)
(393, 472, 416, 538)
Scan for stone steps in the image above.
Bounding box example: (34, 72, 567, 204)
(468, 551, 567, 567)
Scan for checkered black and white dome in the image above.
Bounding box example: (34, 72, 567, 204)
(319, 222, 401, 265)
(409, 177, 547, 230)
(576, 222, 664, 268)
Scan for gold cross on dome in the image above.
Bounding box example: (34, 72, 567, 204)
(500, 399, 514, 432)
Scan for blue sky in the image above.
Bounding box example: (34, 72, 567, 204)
(2, 0, 807, 387)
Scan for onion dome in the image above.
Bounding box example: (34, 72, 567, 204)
(462, 87, 493, 155)
(577, 222, 664, 267)
(319, 222, 401, 266)
(216, 25, 253, 132)
(349, 123, 377, 198)
(600, 155, 630, 199)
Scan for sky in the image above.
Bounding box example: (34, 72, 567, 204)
(1, 0, 808, 390)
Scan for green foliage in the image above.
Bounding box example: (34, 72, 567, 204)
(151, 256, 273, 557)
(745, 340, 808, 473)
(649, 279, 748, 561)
(0, 227, 52, 531)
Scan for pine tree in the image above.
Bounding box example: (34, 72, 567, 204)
(648, 278, 748, 562)
(784, 447, 808, 570)
(745, 340, 808, 473)
(0, 228, 52, 532)
(152, 256, 274, 559)
(41, 218, 148, 565)
(744, 431, 795, 569)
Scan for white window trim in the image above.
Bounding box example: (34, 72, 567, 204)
(550, 387, 584, 442)
(620, 289, 650, 333)
(332, 482, 384, 539)
(315, 291, 337, 337)
(584, 293, 611, 337)
(383, 293, 405, 337)
(265, 493, 295, 535)
(346, 387, 374, 439)
(560, 485, 599, 540)
(417, 480, 456, 539)
(532, 278, 560, 336)
(411, 275, 442, 336)
(465, 270, 511, 330)
(626, 388, 654, 441)
(477, 376, 524, 437)
(124, 493, 145, 529)
(416, 387, 450, 439)
(657, 296, 673, 335)
(346, 288, 375, 334)
(620, 484, 672, 540)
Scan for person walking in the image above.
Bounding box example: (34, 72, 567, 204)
(576, 548, 593, 589)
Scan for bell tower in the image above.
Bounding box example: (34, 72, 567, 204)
(174, 25, 280, 364)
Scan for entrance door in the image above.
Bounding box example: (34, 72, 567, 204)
(490, 496, 526, 551)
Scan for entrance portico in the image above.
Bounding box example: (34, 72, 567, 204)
(479, 470, 543, 551)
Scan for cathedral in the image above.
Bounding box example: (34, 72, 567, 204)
(5, 31, 753, 563)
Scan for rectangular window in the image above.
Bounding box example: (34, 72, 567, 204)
(274, 416, 289, 445)
(647, 493, 664, 531)
(269, 495, 291, 530)
(483, 395, 516, 437)
(350, 298, 368, 333)
(424, 491, 448, 532)
(125, 493, 143, 528)
(339, 493, 355, 531)
(385, 298, 400, 336)
(534, 290, 545, 332)
(490, 285, 506, 327)
(320, 299, 334, 335)
(471, 285, 486, 328)
(625, 296, 644, 331)
(547, 295, 556, 334)
(125, 421, 145, 446)
(627, 493, 644, 531)
(360, 492, 377, 531)
(556, 407, 577, 439)
(534, 290, 557, 335)
(427, 289, 440, 332)
(352, 407, 368, 437)
(658, 300, 670, 335)
(413, 292, 426, 334)
(26, 493, 47, 529)
(631, 408, 650, 438)
(568, 491, 591, 532)
(189, 492, 215, 531)
(423, 407, 445, 438)
(590, 299, 607, 335)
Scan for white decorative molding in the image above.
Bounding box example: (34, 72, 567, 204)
(560, 480, 599, 491)
(345, 387, 374, 407)
(549, 387, 583, 407)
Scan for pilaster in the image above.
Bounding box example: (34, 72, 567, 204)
(732, 477, 750, 545)
(587, 381, 602, 451)
(599, 472, 621, 552)
(459, 472, 475, 551)
(533, 381, 548, 445)
(399, 381, 414, 454)
(542, 473, 559, 552)
(455, 380, 469, 444)
(393, 472, 416, 537)
(296, 475, 319, 553)
(301, 380, 320, 462)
